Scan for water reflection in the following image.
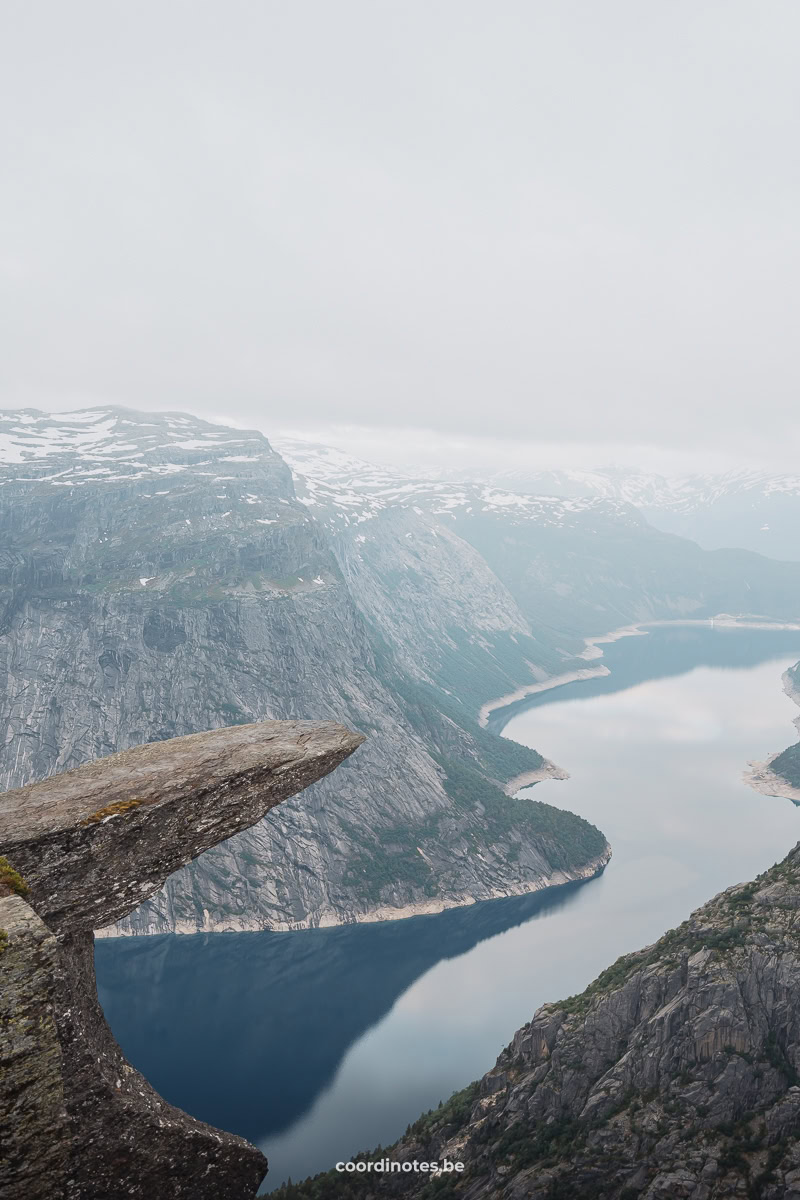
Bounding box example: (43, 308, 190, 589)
(95, 878, 591, 1145)
(487, 625, 800, 730)
(97, 625, 800, 1189)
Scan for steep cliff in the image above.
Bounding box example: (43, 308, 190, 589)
(0, 407, 607, 934)
(281, 840, 800, 1200)
(0, 719, 361, 1200)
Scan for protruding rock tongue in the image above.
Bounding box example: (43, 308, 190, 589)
(0, 719, 363, 934)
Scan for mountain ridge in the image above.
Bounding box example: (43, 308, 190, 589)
(0, 406, 608, 935)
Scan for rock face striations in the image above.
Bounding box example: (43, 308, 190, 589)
(5, 407, 798, 937)
(0, 720, 363, 1200)
(285, 841, 800, 1200)
(0, 406, 609, 934)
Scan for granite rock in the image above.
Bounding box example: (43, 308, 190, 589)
(0, 720, 362, 1199)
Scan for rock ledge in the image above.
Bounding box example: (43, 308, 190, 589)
(0, 720, 363, 1200)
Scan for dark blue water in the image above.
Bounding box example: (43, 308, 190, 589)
(96, 625, 800, 1189)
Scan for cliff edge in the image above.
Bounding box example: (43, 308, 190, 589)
(0, 720, 363, 1200)
(284, 840, 800, 1200)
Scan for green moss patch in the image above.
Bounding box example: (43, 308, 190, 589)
(80, 796, 148, 825)
(0, 856, 30, 899)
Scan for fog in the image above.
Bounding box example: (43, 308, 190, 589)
(2, 2, 799, 469)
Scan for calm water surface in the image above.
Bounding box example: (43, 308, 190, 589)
(96, 626, 800, 1189)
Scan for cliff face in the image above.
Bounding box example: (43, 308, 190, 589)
(278, 438, 800, 650)
(6, 409, 798, 936)
(0, 893, 67, 1196)
(0, 407, 608, 934)
(0, 720, 362, 1200)
(293, 841, 800, 1200)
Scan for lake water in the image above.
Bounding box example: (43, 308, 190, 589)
(96, 625, 800, 1190)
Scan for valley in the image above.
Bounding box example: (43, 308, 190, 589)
(95, 624, 800, 1191)
(6, 406, 800, 1195)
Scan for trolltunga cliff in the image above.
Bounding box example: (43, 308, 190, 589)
(0, 719, 363, 1200)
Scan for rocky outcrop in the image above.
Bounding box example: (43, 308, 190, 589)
(0, 893, 67, 1197)
(0, 720, 362, 1200)
(2, 720, 362, 934)
(746, 663, 800, 804)
(284, 840, 800, 1200)
(0, 406, 608, 935)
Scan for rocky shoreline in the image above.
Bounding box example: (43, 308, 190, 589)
(477, 666, 610, 728)
(101, 844, 611, 935)
(503, 757, 570, 794)
(479, 614, 800, 730)
(744, 756, 800, 806)
(744, 663, 800, 806)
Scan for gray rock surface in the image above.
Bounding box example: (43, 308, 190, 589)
(0, 720, 362, 1199)
(0, 406, 608, 935)
(1, 719, 363, 933)
(0, 893, 67, 1200)
(298, 841, 800, 1199)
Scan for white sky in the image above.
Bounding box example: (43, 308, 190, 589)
(2, 2, 799, 472)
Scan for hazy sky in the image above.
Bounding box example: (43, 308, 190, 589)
(2, 2, 799, 471)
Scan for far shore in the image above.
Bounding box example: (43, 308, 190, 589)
(743, 663, 800, 806)
(97, 846, 612, 937)
(503, 758, 570, 795)
(744, 758, 800, 807)
(478, 614, 800, 729)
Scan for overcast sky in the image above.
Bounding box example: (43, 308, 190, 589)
(2, 2, 799, 471)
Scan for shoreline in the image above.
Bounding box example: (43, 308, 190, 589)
(503, 758, 570, 794)
(102, 615, 800, 939)
(478, 614, 800, 729)
(743, 663, 800, 806)
(478, 665, 610, 728)
(96, 846, 612, 937)
(743, 757, 800, 807)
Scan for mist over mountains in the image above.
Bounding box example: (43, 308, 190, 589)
(2, 405, 800, 938)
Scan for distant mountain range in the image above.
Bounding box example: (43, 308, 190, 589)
(475, 464, 800, 561)
(273, 438, 800, 560)
(3, 407, 800, 936)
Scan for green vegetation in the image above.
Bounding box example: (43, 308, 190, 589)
(0, 856, 30, 899)
(764, 1031, 799, 1086)
(337, 752, 606, 909)
(557, 911, 753, 1017)
(0, 929, 8, 955)
(770, 742, 800, 788)
(439, 757, 606, 871)
(333, 650, 604, 909)
(553, 859, 800, 1021)
(435, 627, 561, 720)
(406, 1081, 480, 1139)
(387, 665, 545, 787)
(492, 1115, 583, 1171)
(270, 1084, 480, 1200)
(342, 835, 440, 905)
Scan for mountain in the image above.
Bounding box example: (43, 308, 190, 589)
(475, 464, 800, 562)
(275, 439, 800, 652)
(3, 409, 800, 937)
(0, 407, 606, 934)
(278, 666, 800, 1200)
(278, 839, 800, 1200)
